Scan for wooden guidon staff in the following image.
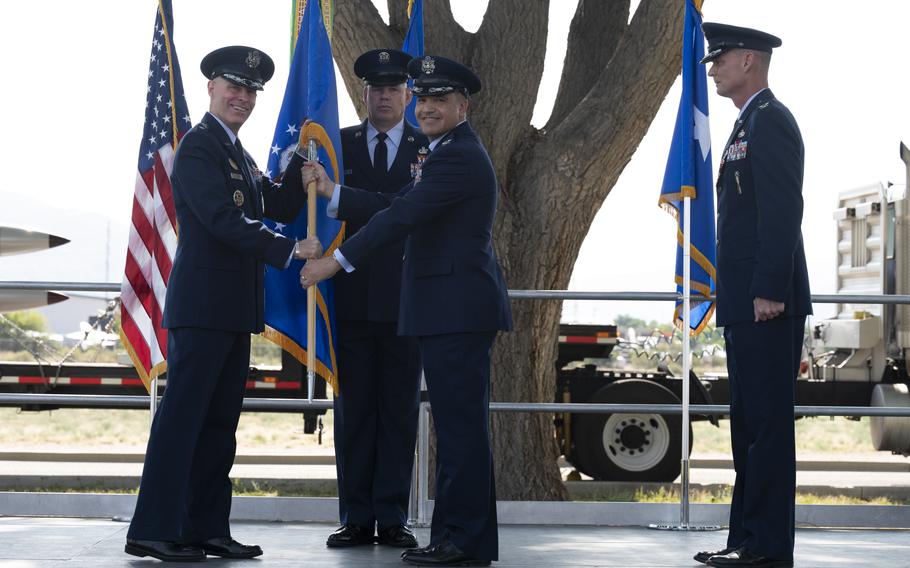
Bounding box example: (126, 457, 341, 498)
(303, 133, 319, 402)
(298, 121, 338, 402)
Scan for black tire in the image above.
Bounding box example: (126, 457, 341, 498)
(572, 379, 693, 482)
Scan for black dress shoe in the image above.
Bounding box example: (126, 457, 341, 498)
(707, 547, 793, 567)
(326, 524, 375, 547)
(378, 525, 418, 548)
(402, 543, 432, 558)
(695, 546, 736, 564)
(124, 539, 205, 562)
(401, 540, 491, 566)
(194, 537, 262, 559)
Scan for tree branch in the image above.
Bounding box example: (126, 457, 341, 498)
(469, 0, 549, 184)
(502, 0, 683, 288)
(545, 0, 630, 131)
(387, 0, 410, 34)
(548, 0, 682, 183)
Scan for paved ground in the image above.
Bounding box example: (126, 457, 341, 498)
(0, 517, 907, 567)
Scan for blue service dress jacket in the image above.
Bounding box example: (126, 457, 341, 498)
(336, 121, 512, 336)
(162, 111, 306, 333)
(715, 89, 812, 326)
(335, 120, 428, 322)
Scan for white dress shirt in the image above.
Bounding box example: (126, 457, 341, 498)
(367, 119, 405, 171)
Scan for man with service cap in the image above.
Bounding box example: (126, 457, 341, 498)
(125, 45, 322, 562)
(300, 55, 511, 566)
(325, 48, 428, 549)
(693, 23, 811, 568)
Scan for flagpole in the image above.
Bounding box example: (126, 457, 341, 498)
(306, 138, 318, 402)
(681, 195, 692, 528)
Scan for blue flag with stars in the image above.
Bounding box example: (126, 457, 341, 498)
(262, 0, 343, 392)
(658, 0, 716, 335)
(402, 0, 424, 125)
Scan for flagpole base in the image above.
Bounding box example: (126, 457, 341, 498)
(648, 523, 722, 531)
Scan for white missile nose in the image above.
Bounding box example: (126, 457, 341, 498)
(0, 226, 70, 257)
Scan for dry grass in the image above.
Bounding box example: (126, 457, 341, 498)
(692, 416, 875, 455)
(0, 409, 875, 454)
(0, 408, 333, 452)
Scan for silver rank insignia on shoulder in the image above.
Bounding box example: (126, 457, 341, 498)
(759, 101, 770, 109)
(442, 139, 452, 146)
(233, 190, 244, 207)
(355, 130, 362, 138)
(407, 135, 415, 143)
(229, 158, 240, 170)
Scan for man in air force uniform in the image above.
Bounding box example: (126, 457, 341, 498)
(300, 55, 511, 567)
(694, 24, 811, 568)
(327, 48, 427, 549)
(125, 45, 322, 562)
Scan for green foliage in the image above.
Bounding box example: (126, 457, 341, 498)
(3, 310, 48, 333)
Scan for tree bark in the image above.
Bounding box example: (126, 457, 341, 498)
(332, 0, 685, 500)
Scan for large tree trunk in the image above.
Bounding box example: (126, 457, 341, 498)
(332, 0, 685, 500)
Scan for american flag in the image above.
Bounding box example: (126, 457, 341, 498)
(119, 0, 191, 392)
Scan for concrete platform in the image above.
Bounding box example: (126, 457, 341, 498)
(0, 517, 906, 567)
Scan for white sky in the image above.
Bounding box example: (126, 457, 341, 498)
(1, 1, 908, 325)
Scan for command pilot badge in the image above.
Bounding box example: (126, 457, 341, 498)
(233, 190, 244, 207)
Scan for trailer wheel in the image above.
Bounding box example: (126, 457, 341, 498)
(573, 379, 692, 482)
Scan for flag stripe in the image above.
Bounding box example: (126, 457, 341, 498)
(120, 0, 189, 391)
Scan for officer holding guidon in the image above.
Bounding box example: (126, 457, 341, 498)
(326, 48, 427, 550)
(301, 54, 511, 567)
(694, 23, 811, 568)
(125, 45, 322, 562)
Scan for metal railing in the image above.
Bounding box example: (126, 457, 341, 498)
(1, 394, 909, 418)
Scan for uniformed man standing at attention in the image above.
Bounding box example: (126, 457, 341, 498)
(326, 48, 428, 550)
(693, 24, 811, 568)
(300, 55, 511, 567)
(125, 46, 322, 562)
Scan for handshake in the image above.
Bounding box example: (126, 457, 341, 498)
(292, 235, 344, 290)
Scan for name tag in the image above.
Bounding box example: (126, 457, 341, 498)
(230, 173, 244, 180)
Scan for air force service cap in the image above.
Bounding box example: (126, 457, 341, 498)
(700, 23, 782, 65)
(200, 45, 275, 91)
(408, 55, 481, 98)
(354, 49, 411, 86)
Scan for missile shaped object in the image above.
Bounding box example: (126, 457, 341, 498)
(0, 226, 70, 257)
(0, 290, 69, 313)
